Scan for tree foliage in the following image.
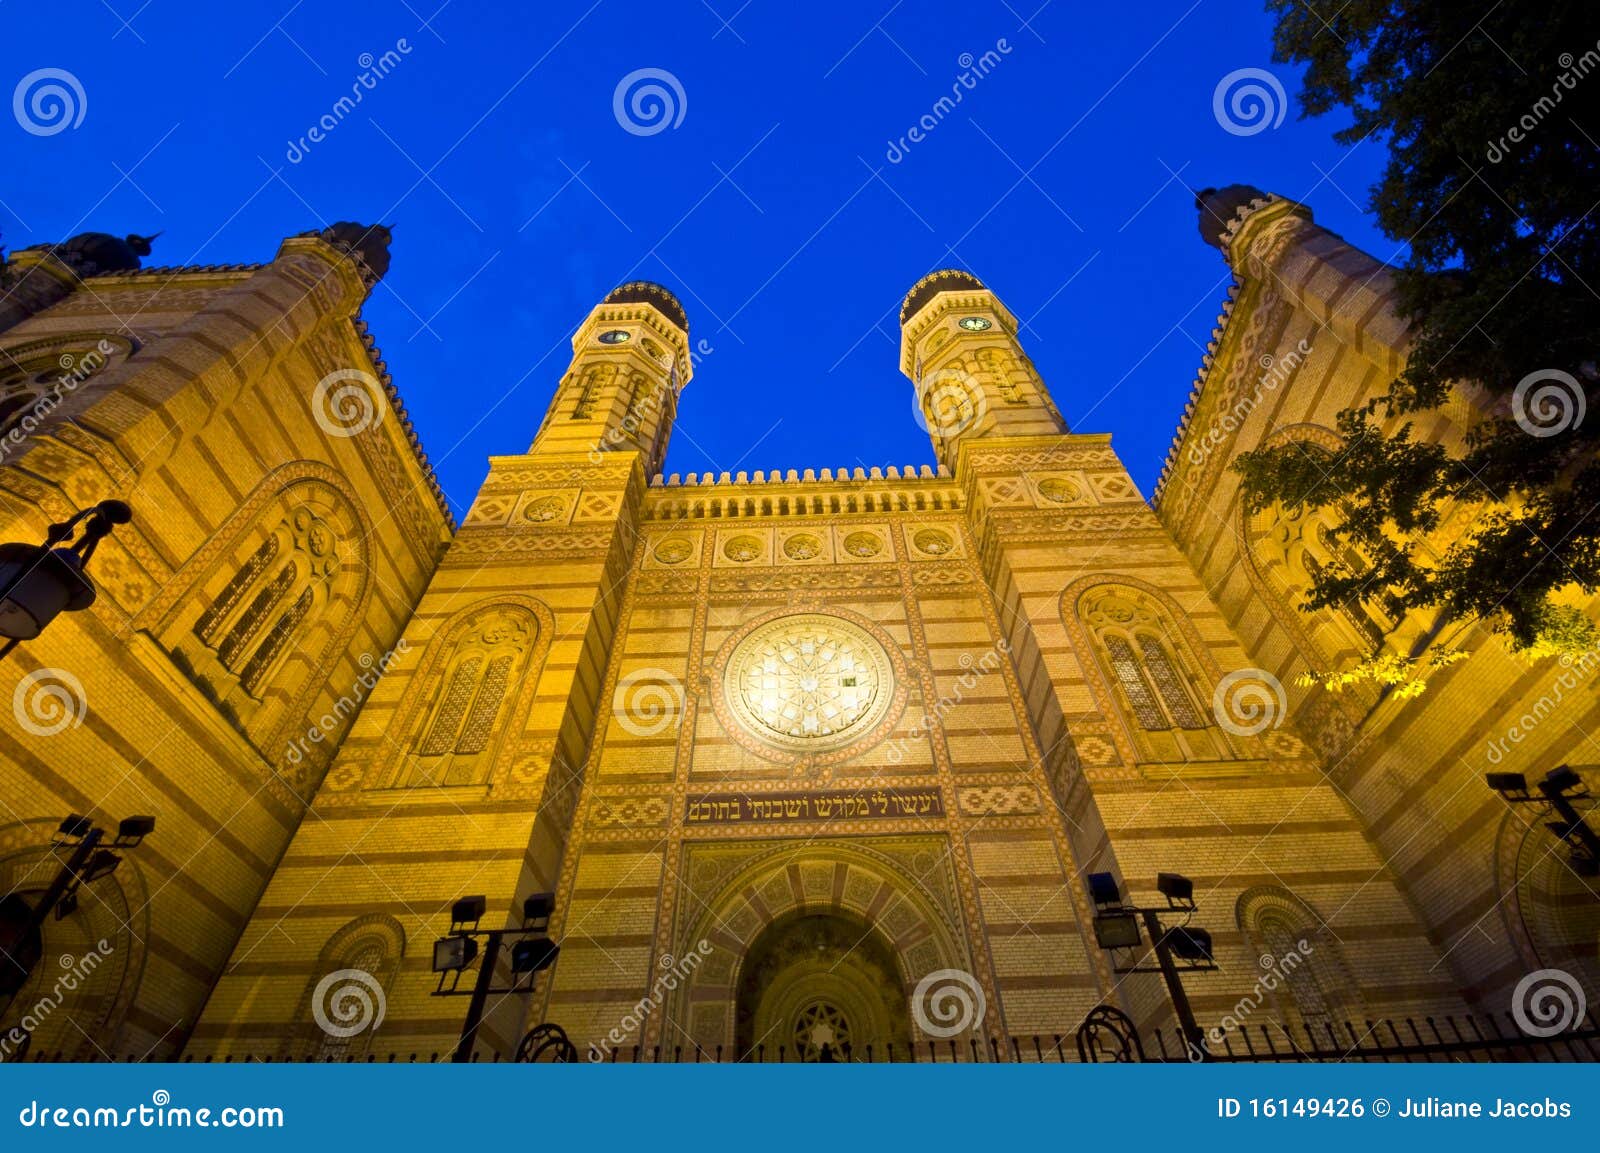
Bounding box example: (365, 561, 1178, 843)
(1236, 1, 1600, 664)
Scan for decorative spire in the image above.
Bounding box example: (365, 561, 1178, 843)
(316, 222, 393, 281)
(49, 231, 160, 274)
(1194, 185, 1270, 250)
(602, 281, 688, 332)
(899, 269, 986, 326)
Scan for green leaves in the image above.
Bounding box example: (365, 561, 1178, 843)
(1236, 0, 1600, 682)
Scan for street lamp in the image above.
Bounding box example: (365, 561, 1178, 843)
(431, 891, 563, 1062)
(1085, 870, 1218, 1060)
(0, 500, 132, 661)
(1487, 765, 1600, 877)
(0, 813, 156, 996)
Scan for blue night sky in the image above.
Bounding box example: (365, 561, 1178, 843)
(6, 0, 1393, 516)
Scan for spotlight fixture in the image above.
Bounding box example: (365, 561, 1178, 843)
(522, 892, 556, 932)
(432, 935, 479, 974)
(1156, 872, 1195, 908)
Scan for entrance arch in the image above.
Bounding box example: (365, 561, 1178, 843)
(736, 909, 911, 1061)
(661, 836, 982, 1058)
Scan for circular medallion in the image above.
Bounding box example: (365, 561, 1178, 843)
(723, 535, 763, 563)
(1036, 477, 1081, 504)
(653, 537, 693, 565)
(597, 329, 631, 345)
(724, 614, 895, 752)
(782, 533, 823, 561)
(912, 528, 954, 555)
(842, 531, 882, 559)
(958, 316, 991, 331)
(522, 496, 565, 523)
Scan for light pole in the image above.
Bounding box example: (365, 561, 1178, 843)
(0, 500, 132, 662)
(430, 892, 564, 1062)
(0, 813, 156, 997)
(1084, 871, 1218, 1060)
(1487, 765, 1600, 877)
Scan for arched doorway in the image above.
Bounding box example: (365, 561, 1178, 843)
(735, 910, 911, 1061)
(1498, 813, 1600, 1008)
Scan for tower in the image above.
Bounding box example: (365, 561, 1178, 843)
(191, 283, 691, 1058)
(530, 281, 692, 473)
(898, 269, 1066, 466)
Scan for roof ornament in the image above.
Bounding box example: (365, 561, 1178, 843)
(48, 231, 161, 274)
(317, 222, 393, 282)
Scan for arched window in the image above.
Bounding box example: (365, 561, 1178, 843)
(975, 348, 1024, 404)
(0, 340, 121, 441)
(1247, 441, 1403, 663)
(1081, 586, 1226, 762)
(194, 506, 340, 698)
(0, 386, 41, 437)
(406, 608, 535, 787)
(570, 364, 615, 420)
(294, 915, 405, 1060)
(1236, 887, 1359, 1036)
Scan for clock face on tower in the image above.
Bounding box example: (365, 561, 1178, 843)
(958, 316, 991, 331)
(597, 329, 631, 344)
(723, 614, 895, 753)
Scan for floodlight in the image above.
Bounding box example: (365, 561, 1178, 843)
(450, 895, 487, 926)
(1157, 872, 1194, 906)
(1086, 872, 1123, 909)
(1164, 927, 1214, 963)
(1542, 765, 1584, 795)
(1092, 911, 1142, 950)
(510, 938, 560, 974)
(1486, 772, 1528, 795)
(522, 892, 556, 932)
(432, 935, 479, 973)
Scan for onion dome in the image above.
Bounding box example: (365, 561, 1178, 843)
(1195, 185, 1269, 249)
(603, 281, 687, 332)
(899, 269, 986, 325)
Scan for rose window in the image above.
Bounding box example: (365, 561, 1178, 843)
(724, 614, 894, 752)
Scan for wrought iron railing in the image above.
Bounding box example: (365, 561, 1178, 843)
(12, 1009, 1600, 1063)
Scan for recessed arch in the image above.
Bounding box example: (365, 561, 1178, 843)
(140, 462, 373, 772)
(662, 839, 980, 1057)
(373, 593, 556, 790)
(1060, 575, 1232, 765)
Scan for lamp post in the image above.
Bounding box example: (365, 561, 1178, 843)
(0, 813, 156, 997)
(0, 500, 132, 662)
(430, 892, 563, 1063)
(1487, 765, 1600, 877)
(1084, 871, 1218, 1060)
